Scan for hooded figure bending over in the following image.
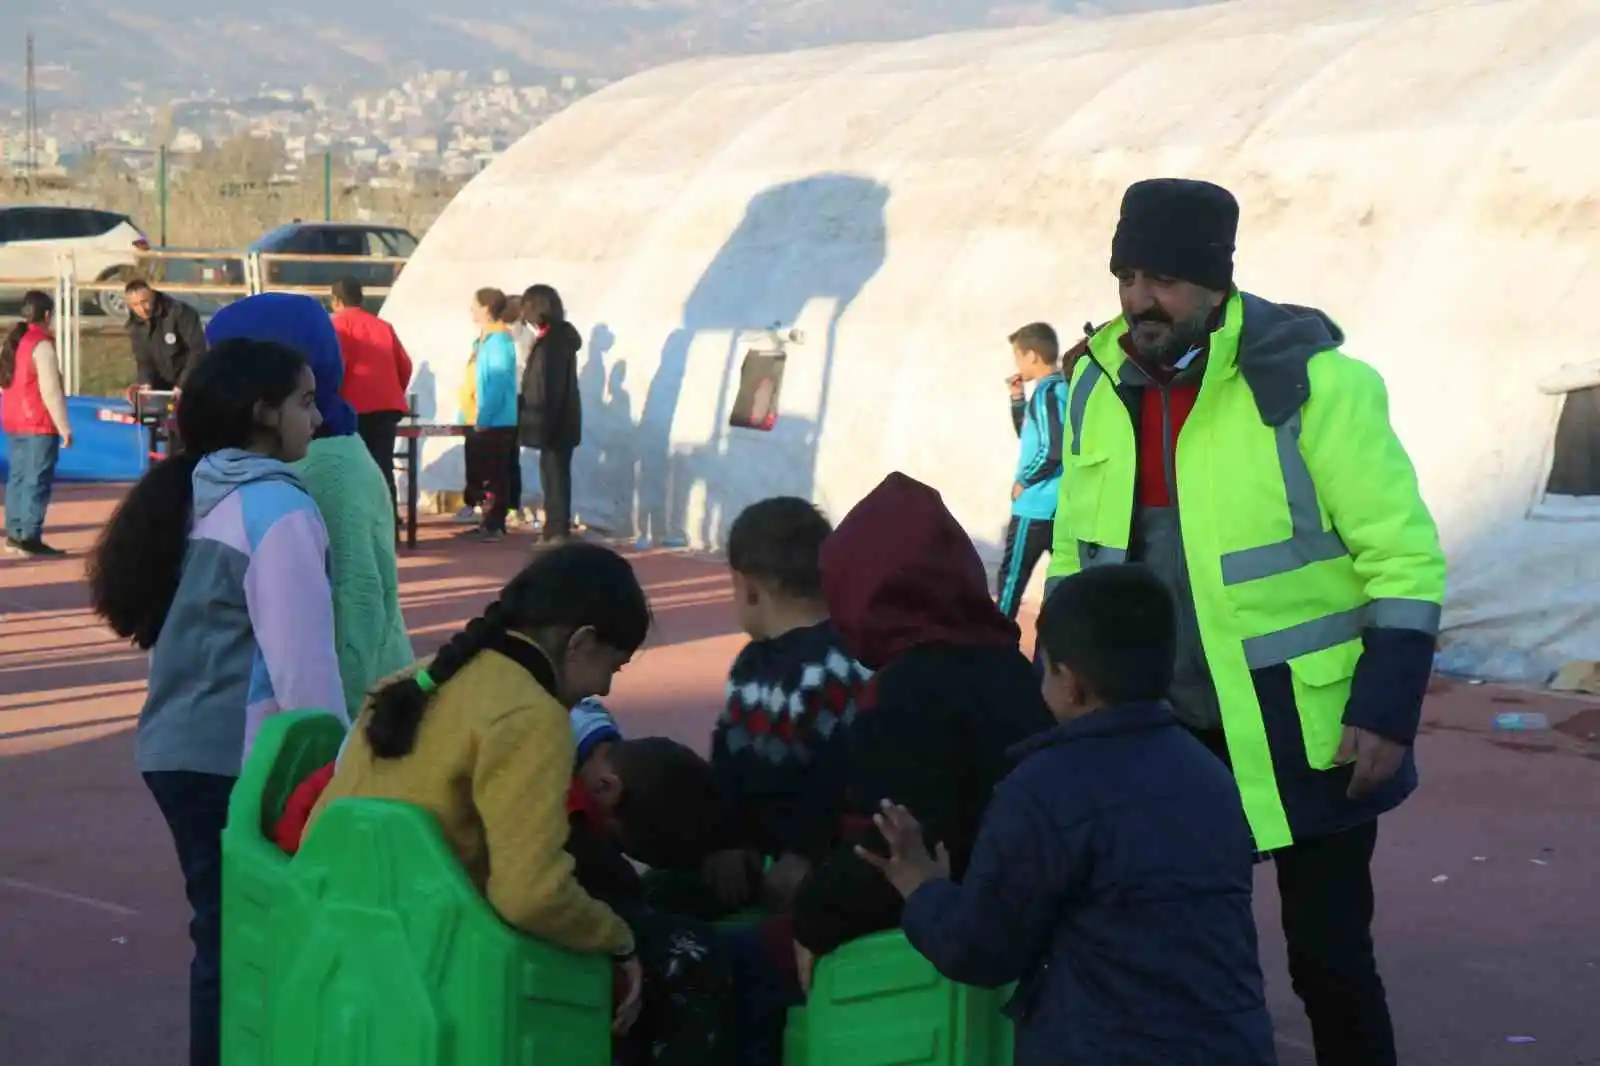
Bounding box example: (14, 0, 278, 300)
(789, 472, 1055, 956)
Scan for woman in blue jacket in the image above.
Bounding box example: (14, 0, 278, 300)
(466, 287, 519, 541)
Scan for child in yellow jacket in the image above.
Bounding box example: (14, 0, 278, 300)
(309, 542, 653, 1032)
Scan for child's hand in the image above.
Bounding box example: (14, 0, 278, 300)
(701, 848, 758, 910)
(855, 799, 951, 899)
(612, 953, 644, 1035)
(1007, 374, 1025, 400)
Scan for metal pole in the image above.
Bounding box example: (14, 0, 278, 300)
(158, 144, 169, 247)
(324, 152, 333, 221)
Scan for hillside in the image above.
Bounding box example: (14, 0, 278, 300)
(3, 0, 1217, 106)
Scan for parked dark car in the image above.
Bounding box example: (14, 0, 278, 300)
(248, 222, 417, 307)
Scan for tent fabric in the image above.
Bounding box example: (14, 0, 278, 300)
(378, 0, 1600, 680)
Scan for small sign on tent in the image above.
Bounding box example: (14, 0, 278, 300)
(729, 349, 786, 432)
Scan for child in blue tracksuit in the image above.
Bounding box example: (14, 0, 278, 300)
(999, 322, 1067, 620)
(858, 564, 1277, 1066)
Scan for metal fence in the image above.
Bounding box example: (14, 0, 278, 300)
(3, 249, 403, 396)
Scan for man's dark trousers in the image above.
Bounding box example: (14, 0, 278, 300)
(1193, 727, 1396, 1066)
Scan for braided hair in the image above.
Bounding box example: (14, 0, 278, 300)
(365, 542, 652, 758)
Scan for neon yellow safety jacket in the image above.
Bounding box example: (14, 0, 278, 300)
(1046, 291, 1446, 851)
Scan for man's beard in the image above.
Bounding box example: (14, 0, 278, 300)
(1127, 308, 1210, 367)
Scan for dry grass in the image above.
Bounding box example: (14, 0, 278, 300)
(8, 135, 472, 396)
(78, 326, 145, 398)
(12, 135, 466, 248)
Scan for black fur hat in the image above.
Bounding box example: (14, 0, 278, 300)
(1109, 178, 1239, 291)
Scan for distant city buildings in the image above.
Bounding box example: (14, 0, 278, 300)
(0, 68, 607, 185)
(0, 130, 62, 172)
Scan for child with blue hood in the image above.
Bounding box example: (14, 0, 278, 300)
(206, 293, 414, 719)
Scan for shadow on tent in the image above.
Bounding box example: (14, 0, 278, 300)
(0, 396, 146, 483)
(613, 172, 892, 549)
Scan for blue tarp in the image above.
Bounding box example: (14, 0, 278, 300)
(0, 396, 149, 483)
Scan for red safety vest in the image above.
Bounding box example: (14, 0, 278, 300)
(1, 324, 61, 437)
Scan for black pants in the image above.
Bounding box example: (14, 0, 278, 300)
(356, 410, 404, 510)
(507, 445, 524, 516)
(996, 515, 1054, 620)
(1274, 819, 1395, 1066)
(1192, 729, 1395, 1066)
(144, 771, 236, 1066)
(468, 427, 518, 533)
(539, 445, 574, 540)
(619, 910, 732, 1066)
(461, 428, 481, 508)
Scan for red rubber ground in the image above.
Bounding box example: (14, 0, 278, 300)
(2, 486, 1596, 1065)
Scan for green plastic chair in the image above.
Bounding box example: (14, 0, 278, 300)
(271, 798, 611, 1065)
(222, 711, 348, 1066)
(220, 710, 613, 1066)
(222, 715, 1013, 1066)
(785, 931, 1014, 1066)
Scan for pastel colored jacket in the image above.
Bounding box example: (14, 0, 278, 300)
(137, 450, 348, 777)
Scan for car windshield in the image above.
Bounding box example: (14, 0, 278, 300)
(377, 230, 418, 256)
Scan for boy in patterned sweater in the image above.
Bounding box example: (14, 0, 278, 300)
(699, 497, 872, 915)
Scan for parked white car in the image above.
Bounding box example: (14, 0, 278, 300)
(0, 205, 151, 316)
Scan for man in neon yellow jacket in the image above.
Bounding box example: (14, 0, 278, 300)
(1046, 178, 1444, 1066)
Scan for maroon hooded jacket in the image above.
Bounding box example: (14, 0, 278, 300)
(790, 472, 1055, 955)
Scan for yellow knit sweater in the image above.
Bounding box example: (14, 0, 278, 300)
(308, 645, 633, 956)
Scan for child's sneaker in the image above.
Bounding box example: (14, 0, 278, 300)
(452, 506, 480, 524)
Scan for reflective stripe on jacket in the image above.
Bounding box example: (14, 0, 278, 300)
(1046, 290, 1446, 850)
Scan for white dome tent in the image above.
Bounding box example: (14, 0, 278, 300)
(382, 0, 1600, 683)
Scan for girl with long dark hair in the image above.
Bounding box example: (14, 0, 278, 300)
(87, 338, 346, 1066)
(1, 289, 72, 556)
(204, 293, 414, 720)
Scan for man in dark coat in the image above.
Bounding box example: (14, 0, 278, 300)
(517, 284, 582, 542)
(125, 280, 207, 390)
(125, 279, 208, 455)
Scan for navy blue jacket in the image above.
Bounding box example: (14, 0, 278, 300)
(900, 702, 1277, 1066)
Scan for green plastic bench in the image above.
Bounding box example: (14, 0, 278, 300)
(222, 711, 347, 1066)
(221, 711, 611, 1066)
(272, 798, 611, 1066)
(787, 931, 1014, 1066)
(222, 714, 1014, 1066)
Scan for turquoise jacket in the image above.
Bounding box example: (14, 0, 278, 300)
(475, 330, 519, 429)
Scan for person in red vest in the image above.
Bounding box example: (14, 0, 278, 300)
(330, 277, 413, 508)
(1, 290, 72, 557)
